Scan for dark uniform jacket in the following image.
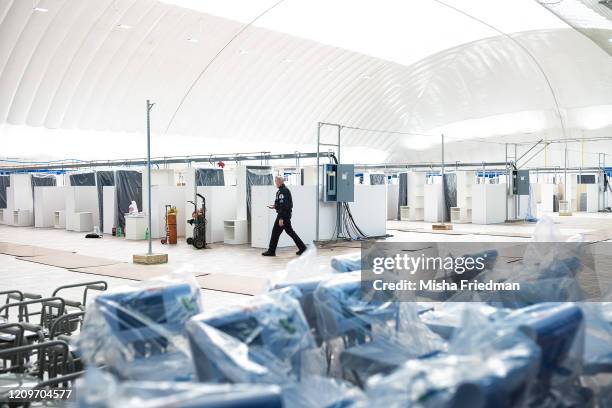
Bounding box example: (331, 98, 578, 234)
(274, 184, 293, 219)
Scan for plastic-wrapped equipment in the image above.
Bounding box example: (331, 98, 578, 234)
(76, 368, 283, 408)
(313, 273, 445, 383)
(186, 288, 316, 384)
(367, 324, 541, 408)
(502, 303, 591, 406)
(77, 271, 202, 381)
(330, 253, 361, 273)
(419, 303, 506, 339)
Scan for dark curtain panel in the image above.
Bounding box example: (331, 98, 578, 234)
(116, 170, 142, 230)
(196, 168, 225, 186)
(246, 167, 273, 220)
(96, 171, 115, 231)
(398, 173, 408, 220)
(0, 175, 9, 209)
(442, 173, 457, 222)
(369, 174, 386, 185)
(69, 172, 96, 186)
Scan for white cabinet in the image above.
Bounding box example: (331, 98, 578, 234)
(69, 212, 93, 232)
(13, 210, 32, 227)
(125, 215, 147, 240)
(224, 220, 248, 245)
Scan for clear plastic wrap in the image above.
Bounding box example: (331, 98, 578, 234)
(186, 288, 317, 384)
(313, 272, 445, 384)
(579, 303, 612, 375)
(330, 253, 361, 273)
(77, 269, 203, 382)
(76, 368, 284, 408)
(419, 302, 507, 339)
(366, 320, 541, 408)
(502, 302, 589, 406)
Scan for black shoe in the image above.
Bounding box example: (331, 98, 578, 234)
(296, 248, 307, 256)
(262, 251, 276, 256)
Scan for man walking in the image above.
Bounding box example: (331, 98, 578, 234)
(262, 176, 307, 256)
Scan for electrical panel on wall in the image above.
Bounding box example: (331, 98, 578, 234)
(513, 170, 530, 195)
(323, 164, 354, 202)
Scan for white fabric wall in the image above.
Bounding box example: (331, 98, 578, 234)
(34, 186, 65, 228)
(102, 186, 116, 234)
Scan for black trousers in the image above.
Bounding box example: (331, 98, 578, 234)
(268, 215, 306, 253)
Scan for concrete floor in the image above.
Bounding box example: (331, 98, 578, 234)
(2, 211, 612, 311)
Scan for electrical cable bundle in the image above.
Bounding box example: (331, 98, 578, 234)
(327, 153, 370, 241)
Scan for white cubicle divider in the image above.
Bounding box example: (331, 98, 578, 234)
(3, 187, 14, 225)
(102, 186, 117, 234)
(540, 183, 558, 212)
(386, 183, 399, 220)
(65, 186, 99, 232)
(150, 185, 186, 239)
(348, 184, 387, 237)
(587, 184, 599, 213)
(4, 175, 34, 226)
(251, 185, 317, 248)
(194, 186, 237, 243)
(471, 184, 506, 224)
(424, 183, 445, 222)
(250, 184, 387, 249)
(34, 186, 66, 228)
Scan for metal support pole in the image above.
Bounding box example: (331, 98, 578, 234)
(505, 144, 509, 221)
(316, 123, 321, 241)
(146, 100, 155, 255)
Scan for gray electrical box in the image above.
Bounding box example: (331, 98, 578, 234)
(323, 163, 354, 202)
(336, 164, 354, 202)
(513, 170, 530, 195)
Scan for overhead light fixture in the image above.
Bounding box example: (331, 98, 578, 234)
(362, 74, 371, 79)
(283, 58, 293, 63)
(116, 24, 132, 30)
(608, 38, 612, 43)
(187, 38, 199, 43)
(33, 7, 48, 12)
(238, 49, 249, 55)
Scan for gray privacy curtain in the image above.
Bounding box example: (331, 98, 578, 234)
(369, 174, 386, 185)
(31, 175, 57, 223)
(69, 172, 96, 186)
(0, 175, 10, 209)
(196, 168, 225, 186)
(246, 166, 273, 220)
(398, 173, 408, 219)
(96, 171, 115, 231)
(443, 173, 457, 222)
(116, 170, 142, 230)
